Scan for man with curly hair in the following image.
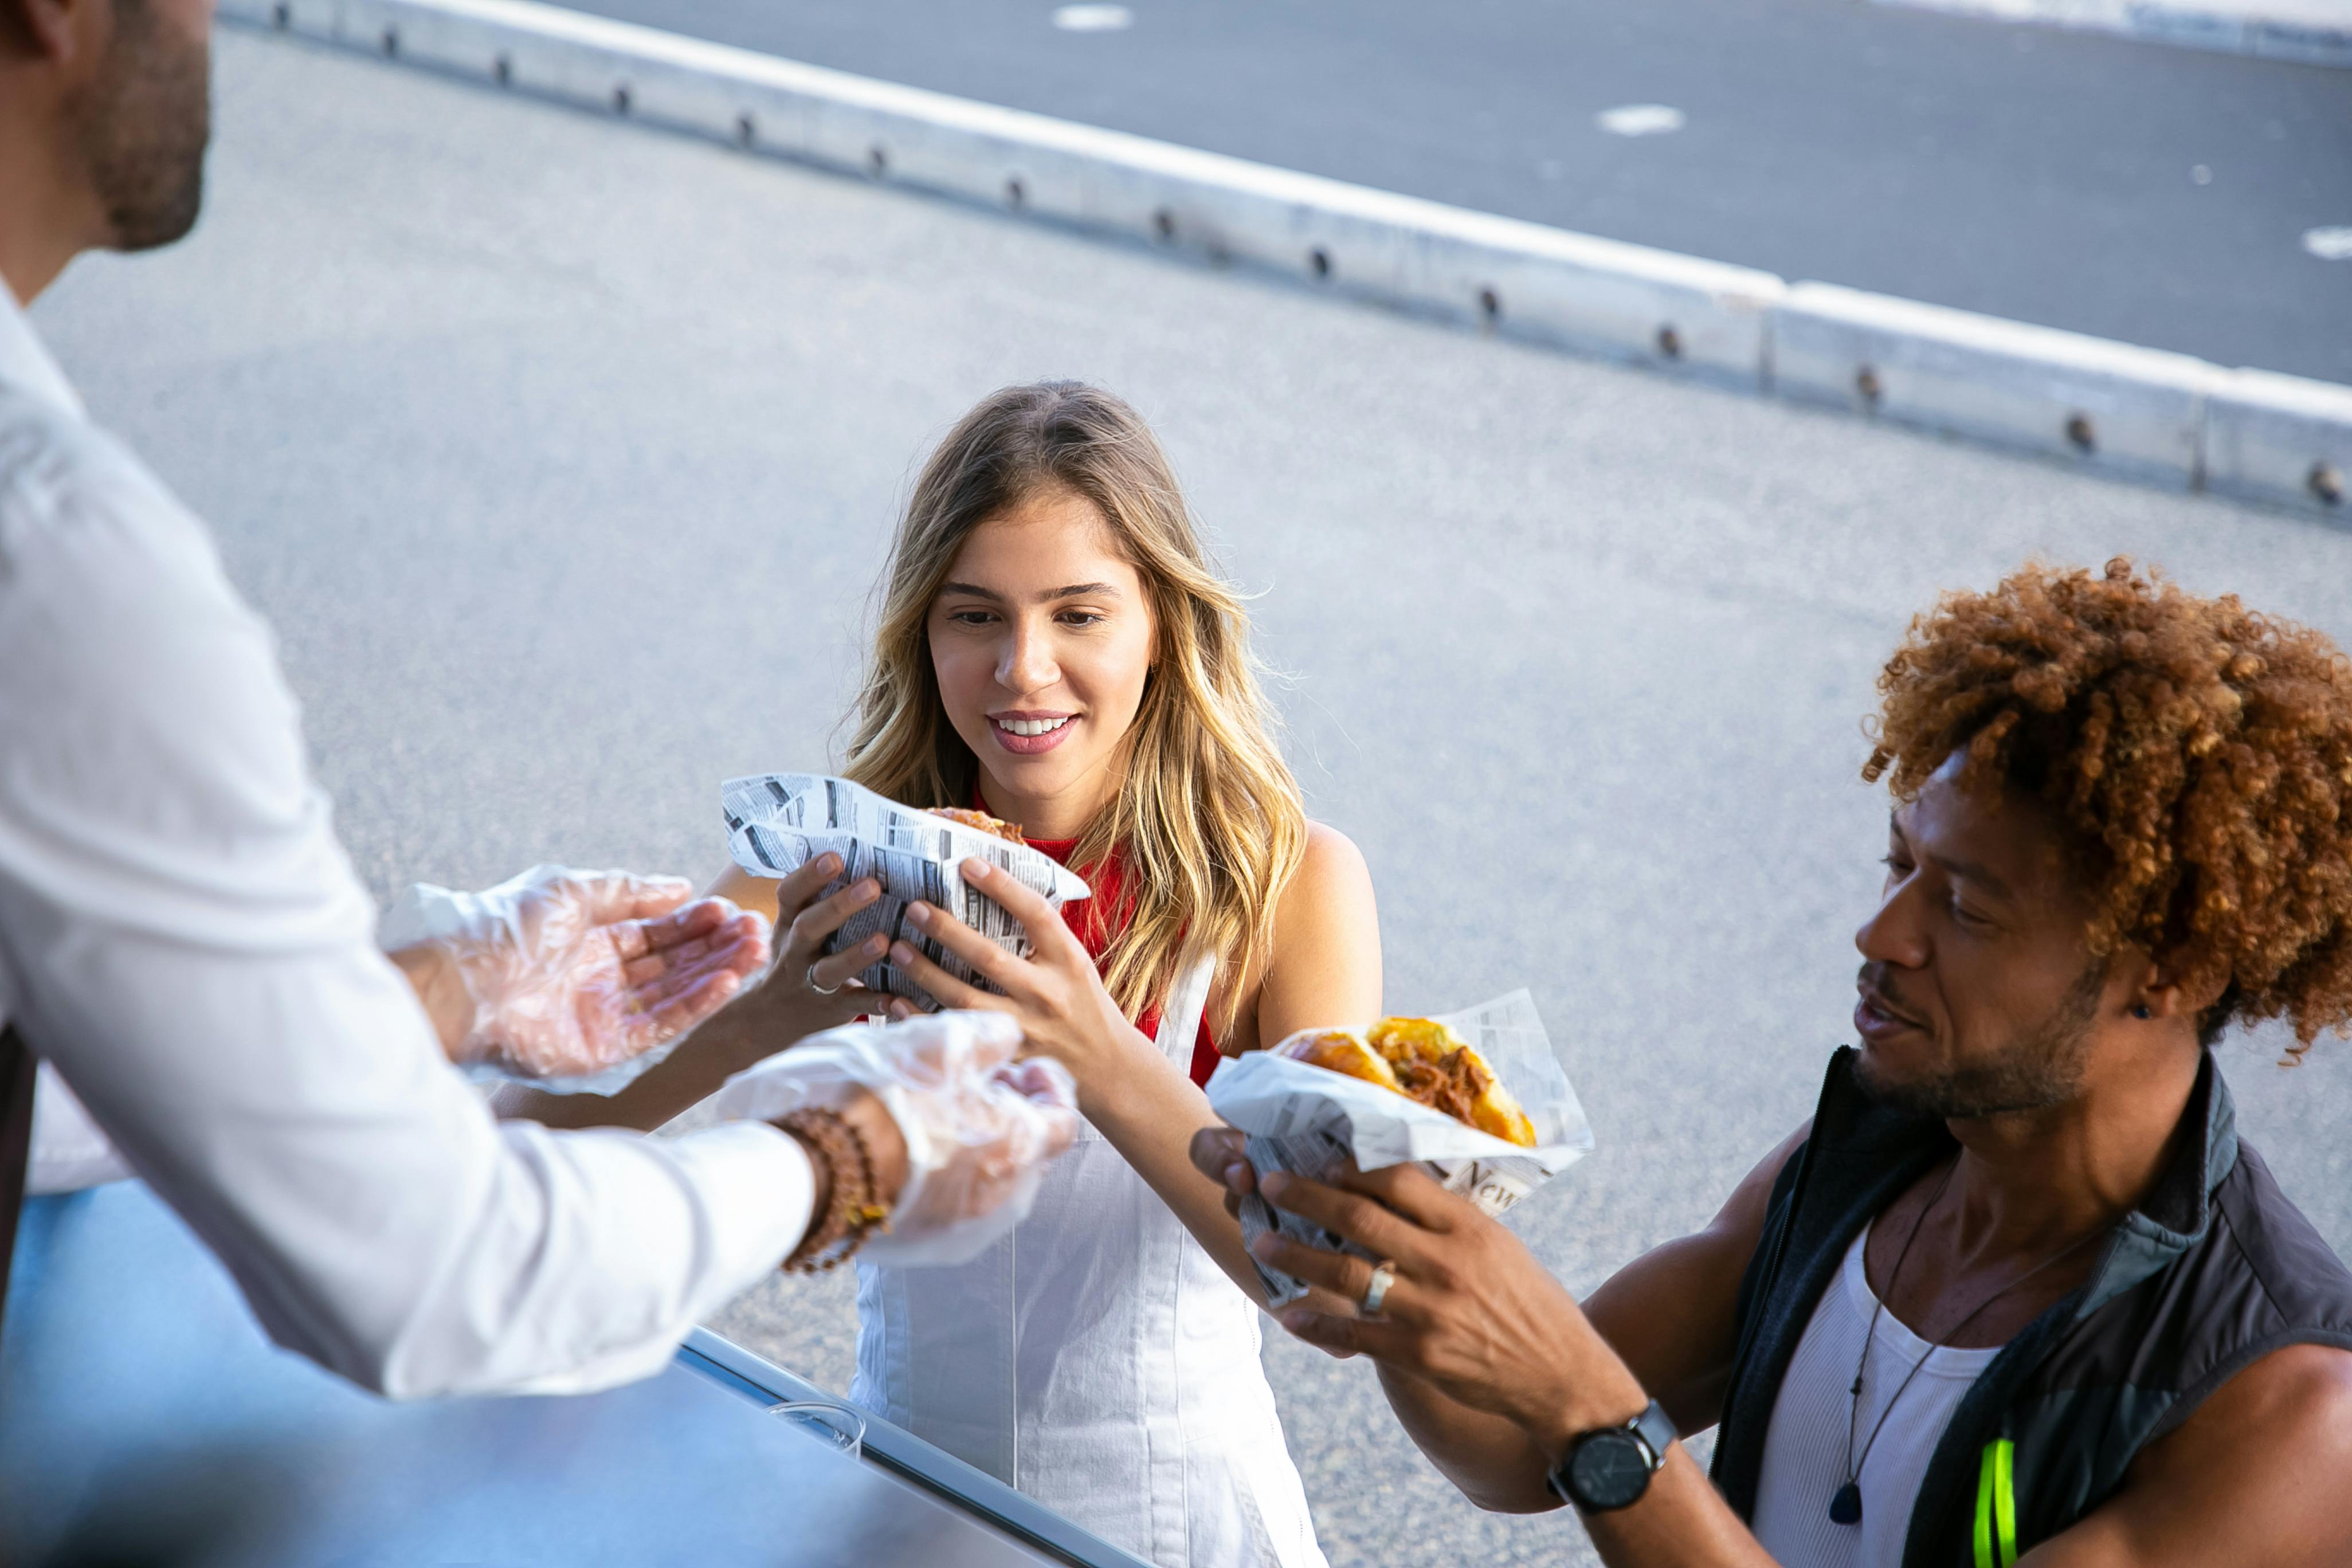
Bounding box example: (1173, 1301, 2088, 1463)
(1198, 558, 2352, 1566)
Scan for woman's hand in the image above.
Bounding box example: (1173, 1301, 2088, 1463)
(723, 852, 895, 1054)
(1244, 1160, 1648, 1461)
(881, 857, 1160, 1104)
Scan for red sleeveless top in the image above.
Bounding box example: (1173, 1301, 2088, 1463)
(1025, 832, 1223, 1089)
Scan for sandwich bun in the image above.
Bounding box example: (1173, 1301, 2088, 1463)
(1272, 1029, 1404, 1094)
(1268, 1018, 1539, 1150)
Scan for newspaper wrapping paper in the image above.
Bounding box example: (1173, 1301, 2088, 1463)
(1207, 990, 1596, 1306)
(723, 773, 1092, 1012)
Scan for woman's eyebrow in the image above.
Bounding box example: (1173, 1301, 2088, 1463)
(938, 581, 1123, 602)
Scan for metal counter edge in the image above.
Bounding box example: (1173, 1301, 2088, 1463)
(679, 1328, 1155, 1568)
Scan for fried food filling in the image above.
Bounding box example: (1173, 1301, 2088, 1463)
(1389, 1044, 1494, 1129)
(1275, 1017, 1539, 1147)
(932, 807, 1029, 846)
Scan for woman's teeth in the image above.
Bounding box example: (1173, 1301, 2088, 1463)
(997, 717, 1072, 737)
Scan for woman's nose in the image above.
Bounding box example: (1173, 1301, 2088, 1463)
(996, 621, 1059, 695)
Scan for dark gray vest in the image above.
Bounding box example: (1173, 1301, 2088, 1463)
(1710, 1048, 2352, 1568)
(2, 1022, 32, 1338)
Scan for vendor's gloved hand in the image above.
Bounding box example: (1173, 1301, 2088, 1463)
(384, 864, 771, 1081)
(712, 1011, 1081, 1267)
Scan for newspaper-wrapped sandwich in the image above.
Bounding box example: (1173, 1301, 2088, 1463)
(1207, 990, 1594, 1305)
(723, 774, 1091, 1011)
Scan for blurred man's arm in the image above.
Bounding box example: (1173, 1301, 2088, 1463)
(0, 407, 809, 1397)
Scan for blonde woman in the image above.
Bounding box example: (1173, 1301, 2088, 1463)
(511, 382, 1378, 1566)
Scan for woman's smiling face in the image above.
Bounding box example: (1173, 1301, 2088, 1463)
(927, 485, 1157, 837)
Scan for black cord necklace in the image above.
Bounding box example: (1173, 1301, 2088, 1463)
(1829, 1162, 2106, 1527)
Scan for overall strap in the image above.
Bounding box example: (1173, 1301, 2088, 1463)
(1155, 954, 1216, 1063)
(0, 1022, 34, 1340)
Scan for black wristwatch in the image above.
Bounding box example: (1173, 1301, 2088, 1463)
(1548, 1399, 1678, 1514)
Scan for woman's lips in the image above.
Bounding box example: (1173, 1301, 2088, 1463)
(1853, 987, 1926, 1044)
(989, 714, 1077, 756)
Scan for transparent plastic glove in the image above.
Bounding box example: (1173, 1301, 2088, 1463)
(381, 864, 772, 1089)
(711, 1011, 1081, 1267)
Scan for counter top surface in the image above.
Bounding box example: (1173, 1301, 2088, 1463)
(0, 1183, 1077, 1567)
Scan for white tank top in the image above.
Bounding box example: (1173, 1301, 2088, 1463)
(1750, 1225, 2004, 1567)
(849, 958, 1327, 1568)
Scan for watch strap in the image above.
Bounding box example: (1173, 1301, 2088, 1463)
(1628, 1398, 1677, 1468)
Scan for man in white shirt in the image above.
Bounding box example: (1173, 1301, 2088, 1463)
(0, 0, 1075, 1398)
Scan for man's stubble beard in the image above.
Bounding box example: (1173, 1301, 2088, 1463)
(1855, 959, 2107, 1121)
(65, 0, 211, 252)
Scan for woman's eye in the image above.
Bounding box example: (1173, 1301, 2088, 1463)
(1057, 610, 1105, 628)
(946, 609, 996, 627)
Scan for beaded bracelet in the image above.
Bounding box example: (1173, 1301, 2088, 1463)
(778, 1108, 891, 1274)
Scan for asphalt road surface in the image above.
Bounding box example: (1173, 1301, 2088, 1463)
(37, 27, 2352, 1568)
(558, 0, 2352, 385)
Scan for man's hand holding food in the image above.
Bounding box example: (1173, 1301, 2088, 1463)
(1193, 1128, 1642, 1451)
(1190, 1131, 1777, 1565)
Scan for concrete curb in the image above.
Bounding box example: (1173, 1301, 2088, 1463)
(1774, 285, 2215, 487)
(221, 0, 2352, 522)
(1870, 0, 2352, 69)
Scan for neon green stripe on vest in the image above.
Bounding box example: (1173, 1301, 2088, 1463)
(1974, 1439, 2019, 1567)
(1994, 1438, 2018, 1563)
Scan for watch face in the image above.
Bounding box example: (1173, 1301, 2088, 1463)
(1568, 1430, 1653, 1512)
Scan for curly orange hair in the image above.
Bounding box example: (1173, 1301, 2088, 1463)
(1864, 558, 2352, 1052)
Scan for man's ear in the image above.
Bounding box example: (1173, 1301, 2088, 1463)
(2132, 954, 2228, 1023)
(0, 0, 87, 62)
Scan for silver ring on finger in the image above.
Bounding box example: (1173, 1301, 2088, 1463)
(806, 964, 842, 997)
(1359, 1260, 1398, 1317)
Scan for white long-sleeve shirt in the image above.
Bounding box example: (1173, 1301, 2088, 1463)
(0, 283, 811, 1398)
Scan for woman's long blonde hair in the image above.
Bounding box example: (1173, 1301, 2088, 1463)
(842, 381, 1307, 1038)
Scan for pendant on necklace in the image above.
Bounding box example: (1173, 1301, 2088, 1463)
(1829, 1481, 1863, 1525)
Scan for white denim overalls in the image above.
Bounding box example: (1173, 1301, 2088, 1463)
(850, 958, 1328, 1568)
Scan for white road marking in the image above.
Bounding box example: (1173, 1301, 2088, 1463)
(1596, 104, 1685, 138)
(2305, 226, 2352, 261)
(1051, 3, 1132, 30)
